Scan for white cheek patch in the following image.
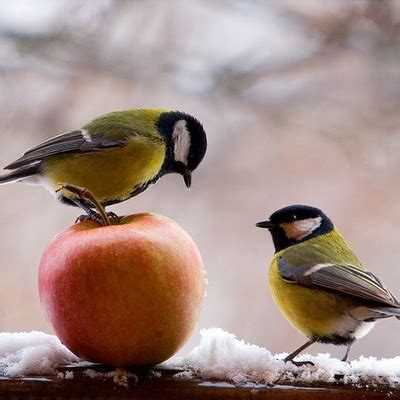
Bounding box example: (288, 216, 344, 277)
(172, 120, 191, 166)
(280, 216, 322, 240)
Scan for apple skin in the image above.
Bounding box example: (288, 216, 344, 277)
(38, 213, 205, 367)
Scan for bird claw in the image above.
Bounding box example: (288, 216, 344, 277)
(75, 211, 121, 226)
(285, 359, 315, 367)
(75, 213, 105, 226)
(106, 211, 122, 223)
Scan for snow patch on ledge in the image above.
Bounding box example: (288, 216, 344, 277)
(0, 331, 80, 377)
(168, 328, 400, 386)
(2, 328, 400, 386)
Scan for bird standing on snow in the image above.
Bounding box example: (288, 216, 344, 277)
(257, 205, 400, 365)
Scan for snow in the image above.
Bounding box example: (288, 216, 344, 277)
(1, 328, 400, 388)
(57, 370, 74, 380)
(0, 331, 79, 377)
(169, 328, 400, 387)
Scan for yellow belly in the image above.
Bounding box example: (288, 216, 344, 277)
(43, 137, 166, 204)
(268, 256, 349, 338)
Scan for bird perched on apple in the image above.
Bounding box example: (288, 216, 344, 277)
(0, 107, 208, 366)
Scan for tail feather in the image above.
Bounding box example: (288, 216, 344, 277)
(371, 306, 400, 320)
(0, 163, 40, 184)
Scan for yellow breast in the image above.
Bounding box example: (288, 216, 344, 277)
(268, 260, 345, 338)
(43, 136, 166, 203)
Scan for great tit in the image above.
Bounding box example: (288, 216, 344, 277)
(0, 109, 207, 217)
(256, 205, 400, 365)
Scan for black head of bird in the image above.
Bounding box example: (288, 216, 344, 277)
(157, 111, 207, 189)
(256, 204, 334, 253)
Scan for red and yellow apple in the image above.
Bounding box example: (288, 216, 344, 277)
(38, 213, 205, 366)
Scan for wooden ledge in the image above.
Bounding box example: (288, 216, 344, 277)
(1, 365, 399, 399)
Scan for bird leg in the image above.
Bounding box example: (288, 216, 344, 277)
(72, 202, 122, 225)
(283, 339, 316, 367)
(56, 183, 111, 226)
(72, 200, 108, 226)
(342, 344, 352, 362)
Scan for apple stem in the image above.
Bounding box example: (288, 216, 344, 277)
(56, 184, 111, 226)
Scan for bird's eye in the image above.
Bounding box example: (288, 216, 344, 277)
(293, 215, 297, 220)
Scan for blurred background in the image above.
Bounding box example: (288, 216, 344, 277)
(1, 0, 400, 361)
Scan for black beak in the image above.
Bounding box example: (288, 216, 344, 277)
(183, 171, 192, 189)
(256, 219, 274, 229)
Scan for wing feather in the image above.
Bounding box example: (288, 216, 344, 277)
(278, 258, 399, 307)
(5, 130, 125, 170)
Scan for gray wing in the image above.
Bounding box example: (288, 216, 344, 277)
(278, 258, 399, 307)
(5, 130, 125, 170)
